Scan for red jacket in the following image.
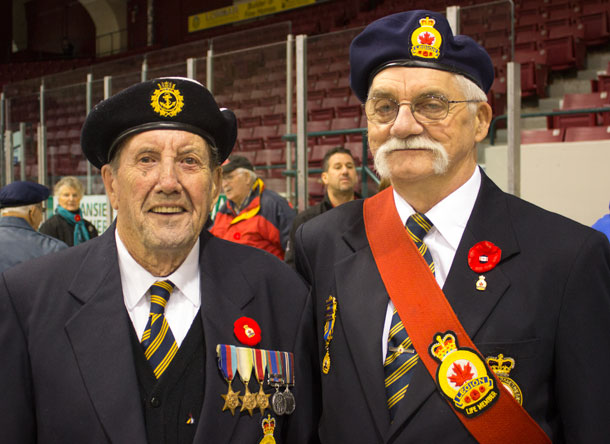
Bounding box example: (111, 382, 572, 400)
(210, 178, 295, 260)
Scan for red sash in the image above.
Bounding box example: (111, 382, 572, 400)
(363, 187, 550, 444)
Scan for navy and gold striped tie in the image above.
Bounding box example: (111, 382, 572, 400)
(385, 213, 435, 419)
(141, 280, 178, 379)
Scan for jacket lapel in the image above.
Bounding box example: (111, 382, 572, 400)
(193, 233, 255, 444)
(336, 216, 392, 438)
(64, 228, 147, 444)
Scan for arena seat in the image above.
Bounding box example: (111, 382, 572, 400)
(564, 125, 610, 141)
(521, 128, 565, 144)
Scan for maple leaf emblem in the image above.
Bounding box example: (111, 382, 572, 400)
(448, 362, 475, 387)
(419, 32, 435, 45)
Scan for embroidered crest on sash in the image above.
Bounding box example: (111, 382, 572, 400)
(429, 331, 500, 417)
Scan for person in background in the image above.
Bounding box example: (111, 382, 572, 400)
(285, 146, 359, 265)
(39, 176, 98, 246)
(0, 181, 67, 273)
(592, 201, 610, 241)
(294, 10, 610, 443)
(0, 77, 318, 443)
(211, 155, 295, 260)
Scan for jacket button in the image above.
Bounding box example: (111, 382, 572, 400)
(150, 396, 160, 408)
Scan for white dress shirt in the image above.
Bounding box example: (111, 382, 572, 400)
(116, 231, 201, 346)
(381, 167, 482, 362)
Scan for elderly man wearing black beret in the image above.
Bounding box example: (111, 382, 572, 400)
(0, 181, 67, 273)
(0, 77, 319, 444)
(293, 10, 610, 443)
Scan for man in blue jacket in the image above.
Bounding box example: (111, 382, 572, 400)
(0, 181, 67, 273)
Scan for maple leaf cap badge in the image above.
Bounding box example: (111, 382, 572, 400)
(411, 16, 443, 59)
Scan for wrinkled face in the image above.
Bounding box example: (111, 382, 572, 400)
(322, 152, 358, 194)
(367, 67, 491, 186)
(102, 130, 221, 257)
(222, 169, 253, 207)
(57, 185, 82, 212)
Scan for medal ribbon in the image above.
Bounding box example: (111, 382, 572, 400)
(217, 344, 237, 382)
(282, 352, 295, 386)
(253, 348, 267, 384)
(237, 346, 254, 385)
(267, 350, 283, 384)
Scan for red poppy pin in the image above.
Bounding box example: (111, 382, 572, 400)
(234, 316, 261, 346)
(74, 214, 81, 222)
(468, 241, 501, 273)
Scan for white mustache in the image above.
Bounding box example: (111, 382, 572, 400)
(374, 136, 449, 179)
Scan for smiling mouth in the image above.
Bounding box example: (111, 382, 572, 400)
(150, 206, 185, 214)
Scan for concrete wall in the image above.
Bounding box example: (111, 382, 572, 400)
(484, 140, 610, 227)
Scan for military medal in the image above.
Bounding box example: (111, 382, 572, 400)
(217, 344, 241, 415)
(486, 354, 523, 405)
(267, 350, 286, 415)
(428, 331, 500, 418)
(237, 347, 258, 416)
(253, 348, 270, 415)
(322, 295, 338, 374)
(258, 414, 277, 444)
(281, 351, 296, 415)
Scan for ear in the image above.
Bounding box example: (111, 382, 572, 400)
(474, 102, 493, 143)
(101, 164, 119, 210)
(321, 171, 329, 186)
(209, 166, 222, 212)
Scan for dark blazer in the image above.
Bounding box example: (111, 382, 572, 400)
(0, 225, 318, 444)
(39, 213, 98, 246)
(294, 170, 610, 443)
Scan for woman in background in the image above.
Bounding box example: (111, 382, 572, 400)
(39, 176, 98, 246)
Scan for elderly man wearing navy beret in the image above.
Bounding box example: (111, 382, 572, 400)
(0, 78, 318, 444)
(294, 10, 610, 443)
(0, 181, 67, 273)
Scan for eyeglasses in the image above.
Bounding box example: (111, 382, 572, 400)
(364, 95, 481, 125)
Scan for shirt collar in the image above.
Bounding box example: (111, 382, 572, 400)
(116, 230, 201, 310)
(393, 166, 481, 250)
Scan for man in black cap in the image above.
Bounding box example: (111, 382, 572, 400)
(0, 77, 318, 444)
(293, 10, 610, 443)
(0, 181, 67, 273)
(211, 155, 295, 260)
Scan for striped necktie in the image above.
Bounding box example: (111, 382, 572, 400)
(385, 213, 435, 420)
(141, 280, 178, 379)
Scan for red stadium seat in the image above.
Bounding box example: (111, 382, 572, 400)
(521, 128, 565, 144)
(564, 125, 610, 141)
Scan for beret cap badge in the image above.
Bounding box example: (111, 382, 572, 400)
(150, 81, 184, 117)
(411, 16, 442, 59)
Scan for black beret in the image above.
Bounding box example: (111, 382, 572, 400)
(81, 77, 237, 168)
(0, 181, 50, 209)
(349, 10, 495, 103)
(222, 155, 254, 174)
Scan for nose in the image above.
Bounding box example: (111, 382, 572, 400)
(390, 104, 424, 139)
(157, 159, 182, 194)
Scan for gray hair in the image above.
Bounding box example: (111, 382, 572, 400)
(0, 203, 38, 217)
(453, 74, 488, 114)
(54, 176, 84, 197)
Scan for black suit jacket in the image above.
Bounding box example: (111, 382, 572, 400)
(294, 171, 610, 443)
(0, 226, 319, 444)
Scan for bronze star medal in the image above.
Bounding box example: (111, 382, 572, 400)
(236, 346, 257, 416)
(256, 384, 271, 415)
(217, 344, 241, 415)
(221, 381, 241, 415)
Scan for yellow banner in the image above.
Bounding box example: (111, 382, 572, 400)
(189, 0, 316, 33)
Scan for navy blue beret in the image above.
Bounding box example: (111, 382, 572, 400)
(81, 77, 237, 169)
(0, 181, 50, 209)
(349, 10, 495, 103)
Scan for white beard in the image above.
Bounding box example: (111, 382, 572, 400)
(373, 136, 449, 179)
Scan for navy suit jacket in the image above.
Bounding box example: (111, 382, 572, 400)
(0, 225, 319, 444)
(294, 170, 610, 443)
